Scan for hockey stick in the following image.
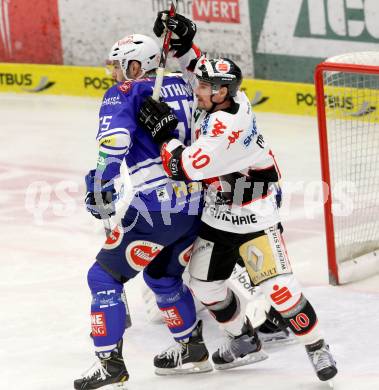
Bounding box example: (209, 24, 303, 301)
(103, 218, 112, 237)
(152, 0, 177, 101)
(103, 219, 132, 329)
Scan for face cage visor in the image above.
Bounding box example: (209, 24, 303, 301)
(195, 77, 230, 97)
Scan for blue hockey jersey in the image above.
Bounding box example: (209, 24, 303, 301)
(95, 75, 202, 214)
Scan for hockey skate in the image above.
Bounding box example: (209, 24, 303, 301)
(305, 339, 337, 381)
(154, 320, 213, 375)
(258, 321, 295, 345)
(74, 339, 129, 390)
(212, 319, 268, 370)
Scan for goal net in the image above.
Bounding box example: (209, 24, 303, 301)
(315, 52, 379, 285)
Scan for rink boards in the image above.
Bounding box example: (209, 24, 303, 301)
(1, 62, 377, 119)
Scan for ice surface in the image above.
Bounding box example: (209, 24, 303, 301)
(1, 93, 378, 390)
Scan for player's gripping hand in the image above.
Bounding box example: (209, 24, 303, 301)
(153, 11, 196, 57)
(85, 169, 116, 219)
(138, 96, 178, 144)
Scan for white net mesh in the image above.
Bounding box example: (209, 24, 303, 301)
(322, 52, 379, 265)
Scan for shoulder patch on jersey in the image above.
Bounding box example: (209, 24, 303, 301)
(118, 80, 134, 94)
(209, 118, 227, 137)
(117, 78, 154, 96)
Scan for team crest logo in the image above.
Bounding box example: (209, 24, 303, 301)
(103, 226, 124, 250)
(126, 240, 163, 271)
(118, 80, 133, 93)
(215, 60, 231, 73)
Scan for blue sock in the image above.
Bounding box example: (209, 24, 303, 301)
(143, 271, 196, 341)
(87, 262, 126, 354)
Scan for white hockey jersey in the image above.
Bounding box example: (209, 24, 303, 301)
(167, 91, 282, 233)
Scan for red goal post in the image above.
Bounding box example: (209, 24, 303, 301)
(315, 52, 379, 285)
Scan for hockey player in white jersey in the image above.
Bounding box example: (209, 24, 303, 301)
(138, 12, 338, 383)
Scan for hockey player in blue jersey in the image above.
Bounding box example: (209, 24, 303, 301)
(74, 32, 213, 390)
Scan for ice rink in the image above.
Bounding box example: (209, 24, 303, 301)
(1, 93, 379, 390)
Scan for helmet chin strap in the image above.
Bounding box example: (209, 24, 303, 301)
(207, 94, 227, 113)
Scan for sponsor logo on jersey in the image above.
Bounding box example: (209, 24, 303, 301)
(227, 130, 243, 149)
(245, 244, 264, 273)
(178, 244, 194, 267)
(155, 187, 170, 202)
(192, 0, 240, 24)
(200, 113, 211, 135)
(99, 135, 116, 146)
(126, 240, 163, 271)
(268, 226, 291, 273)
(192, 238, 214, 258)
(97, 151, 107, 169)
(232, 270, 255, 296)
(160, 306, 184, 328)
(210, 118, 227, 137)
(102, 95, 121, 106)
(270, 285, 293, 306)
(242, 117, 258, 147)
(103, 226, 124, 250)
(207, 205, 258, 225)
(91, 312, 107, 336)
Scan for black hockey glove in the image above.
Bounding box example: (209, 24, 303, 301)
(138, 96, 178, 144)
(85, 169, 116, 220)
(153, 11, 196, 57)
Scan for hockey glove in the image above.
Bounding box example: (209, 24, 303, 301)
(153, 11, 197, 57)
(85, 169, 116, 220)
(138, 96, 178, 144)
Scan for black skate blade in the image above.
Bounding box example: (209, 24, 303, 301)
(214, 349, 268, 370)
(155, 360, 213, 376)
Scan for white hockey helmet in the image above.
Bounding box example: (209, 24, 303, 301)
(108, 34, 160, 79)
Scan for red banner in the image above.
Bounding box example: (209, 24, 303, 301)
(192, 0, 240, 24)
(0, 0, 62, 64)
